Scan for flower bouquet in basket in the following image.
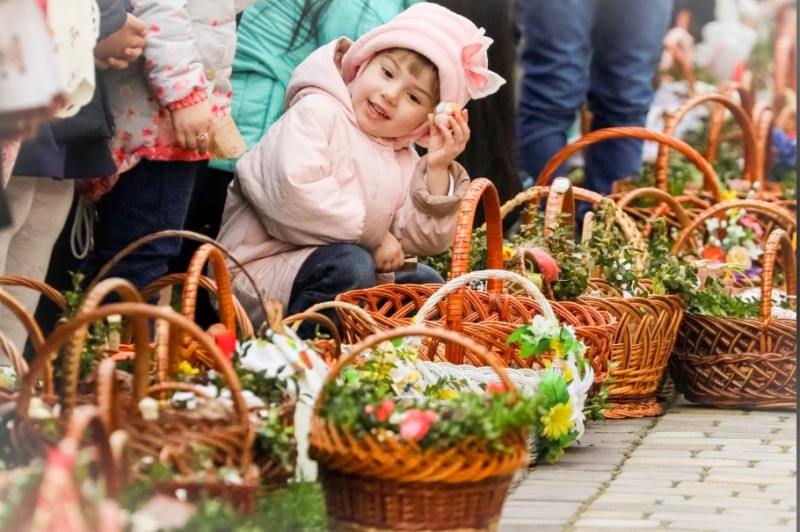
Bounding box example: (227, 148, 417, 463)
(310, 326, 536, 531)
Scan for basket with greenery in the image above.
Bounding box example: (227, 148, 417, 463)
(309, 325, 536, 531)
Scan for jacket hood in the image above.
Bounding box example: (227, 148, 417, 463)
(285, 38, 425, 150)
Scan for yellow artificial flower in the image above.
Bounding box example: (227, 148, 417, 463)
(543, 358, 573, 382)
(721, 188, 738, 202)
(438, 389, 461, 400)
(502, 245, 515, 261)
(179, 361, 199, 376)
(540, 402, 575, 440)
(549, 338, 566, 359)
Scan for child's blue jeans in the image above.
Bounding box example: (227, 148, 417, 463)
(287, 243, 443, 338)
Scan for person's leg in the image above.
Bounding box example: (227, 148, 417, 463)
(173, 166, 235, 328)
(584, 0, 674, 195)
(0, 176, 72, 350)
(287, 243, 377, 338)
(394, 263, 444, 285)
(516, 0, 597, 184)
(81, 159, 202, 291)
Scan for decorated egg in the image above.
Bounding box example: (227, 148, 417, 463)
(433, 101, 460, 126)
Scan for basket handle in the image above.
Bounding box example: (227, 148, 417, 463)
(671, 199, 797, 256)
(543, 178, 576, 239)
(281, 310, 342, 361)
(62, 405, 123, 499)
(314, 325, 518, 415)
(449, 178, 504, 290)
(705, 83, 755, 162)
(772, 18, 797, 111)
(616, 186, 694, 239)
(534, 127, 721, 203)
(415, 269, 555, 364)
(760, 229, 796, 324)
(0, 288, 46, 388)
(141, 273, 254, 339)
(306, 300, 379, 333)
(0, 276, 66, 310)
(87, 229, 269, 327)
(752, 101, 776, 196)
(181, 244, 237, 337)
(658, 93, 757, 193)
(22, 303, 252, 431)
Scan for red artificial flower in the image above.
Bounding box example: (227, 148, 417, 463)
(376, 400, 395, 422)
(700, 246, 725, 263)
(400, 409, 437, 442)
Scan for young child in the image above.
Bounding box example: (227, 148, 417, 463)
(217, 3, 505, 325)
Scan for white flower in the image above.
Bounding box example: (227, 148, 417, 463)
(530, 315, 561, 338)
(138, 397, 159, 421)
(28, 397, 53, 420)
(220, 467, 243, 485)
(174, 489, 187, 502)
(705, 218, 720, 231)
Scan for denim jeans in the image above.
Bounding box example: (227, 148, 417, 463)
(288, 243, 443, 338)
(81, 158, 205, 292)
(517, 0, 673, 197)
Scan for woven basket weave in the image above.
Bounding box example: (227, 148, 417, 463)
(669, 228, 797, 409)
(309, 325, 528, 531)
(338, 178, 615, 383)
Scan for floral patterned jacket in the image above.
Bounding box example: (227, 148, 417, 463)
(103, 0, 255, 173)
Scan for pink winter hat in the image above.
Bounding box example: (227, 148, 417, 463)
(341, 3, 505, 109)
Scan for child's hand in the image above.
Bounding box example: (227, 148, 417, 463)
(372, 232, 405, 273)
(94, 14, 146, 70)
(171, 101, 214, 155)
(426, 109, 470, 171)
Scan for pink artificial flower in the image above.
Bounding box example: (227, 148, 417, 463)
(364, 404, 375, 414)
(738, 216, 764, 237)
(486, 380, 507, 395)
(400, 409, 437, 442)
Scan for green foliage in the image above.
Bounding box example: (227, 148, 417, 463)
(586, 201, 642, 294)
(646, 219, 699, 297)
(418, 225, 489, 280)
(638, 155, 703, 197)
(686, 276, 764, 318)
(514, 207, 589, 301)
(319, 342, 537, 455)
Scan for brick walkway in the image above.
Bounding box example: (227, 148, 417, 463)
(500, 398, 797, 531)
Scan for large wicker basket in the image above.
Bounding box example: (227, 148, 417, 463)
(26, 302, 260, 511)
(309, 325, 529, 531)
(669, 226, 797, 409)
(338, 178, 615, 383)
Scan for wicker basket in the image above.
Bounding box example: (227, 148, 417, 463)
(535, 181, 687, 419)
(0, 288, 43, 403)
(309, 325, 528, 531)
(669, 229, 797, 409)
(0, 404, 127, 531)
(26, 302, 259, 511)
(536, 126, 723, 239)
(338, 178, 615, 383)
(93, 230, 266, 369)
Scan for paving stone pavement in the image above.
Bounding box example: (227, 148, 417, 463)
(500, 397, 797, 531)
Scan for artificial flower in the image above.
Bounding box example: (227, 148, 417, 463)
(502, 245, 515, 261)
(178, 361, 199, 376)
(738, 216, 763, 237)
(376, 400, 395, 421)
(540, 402, 574, 440)
(701, 246, 725, 263)
(138, 397, 159, 421)
(486, 380, 506, 395)
(721, 188, 738, 202)
(438, 388, 460, 400)
(544, 358, 573, 382)
(725, 246, 752, 268)
(400, 409, 437, 442)
(529, 314, 561, 338)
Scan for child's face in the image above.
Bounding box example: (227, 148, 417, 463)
(350, 51, 438, 139)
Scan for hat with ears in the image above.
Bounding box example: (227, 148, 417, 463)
(341, 3, 505, 110)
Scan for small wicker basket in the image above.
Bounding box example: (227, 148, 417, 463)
(309, 325, 529, 531)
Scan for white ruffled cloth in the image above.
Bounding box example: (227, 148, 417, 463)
(737, 288, 797, 320)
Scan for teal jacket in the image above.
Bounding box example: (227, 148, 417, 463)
(211, 0, 422, 172)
